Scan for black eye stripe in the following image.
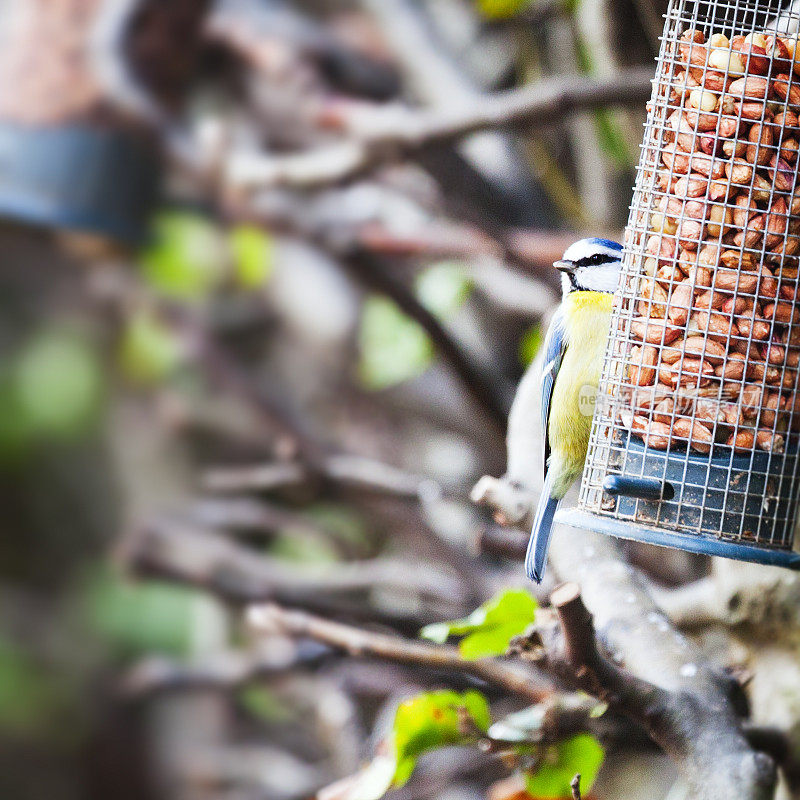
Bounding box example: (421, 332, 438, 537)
(574, 253, 617, 267)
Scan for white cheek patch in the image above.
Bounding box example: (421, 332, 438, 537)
(574, 264, 621, 292)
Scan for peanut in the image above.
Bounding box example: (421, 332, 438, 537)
(756, 430, 785, 453)
(634, 417, 672, 449)
(668, 281, 695, 325)
(707, 203, 732, 237)
(656, 263, 684, 286)
(679, 30, 707, 67)
(716, 351, 747, 379)
(731, 195, 758, 228)
(683, 336, 726, 363)
(760, 392, 785, 426)
(780, 137, 798, 163)
(638, 278, 669, 318)
(731, 36, 770, 74)
(659, 358, 715, 388)
(693, 310, 734, 343)
(733, 213, 765, 249)
(772, 73, 800, 108)
(768, 154, 795, 193)
(695, 289, 725, 310)
(727, 429, 756, 451)
(713, 269, 758, 293)
(629, 345, 658, 385)
(696, 398, 727, 426)
(728, 75, 770, 100)
(653, 397, 675, 424)
(764, 300, 799, 323)
(630, 317, 683, 344)
(725, 158, 753, 187)
(746, 122, 774, 165)
(707, 47, 745, 78)
(673, 417, 714, 453)
(765, 36, 792, 74)
(736, 313, 771, 340)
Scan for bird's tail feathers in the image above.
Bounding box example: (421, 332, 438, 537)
(525, 472, 560, 584)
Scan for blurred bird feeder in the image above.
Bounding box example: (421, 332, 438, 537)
(557, 0, 800, 567)
(0, 0, 209, 245)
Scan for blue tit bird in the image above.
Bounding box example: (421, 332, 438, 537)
(525, 237, 623, 583)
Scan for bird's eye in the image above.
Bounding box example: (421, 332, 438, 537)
(579, 253, 613, 266)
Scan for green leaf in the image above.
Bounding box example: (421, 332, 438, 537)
(420, 589, 537, 659)
(392, 690, 490, 786)
(141, 212, 225, 299)
(13, 332, 103, 440)
(519, 323, 545, 367)
(0, 637, 62, 737)
(415, 264, 472, 320)
(269, 531, 339, 564)
(119, 310, 184, 385)
(475, 0, 532, 19)
(523, 734, 604, 799)
(230, 225, 274, 289)
(239, 686, 292, 723)
(84, 571, 202, 658)
(358, 296, 434, 390)
(329, 690, 490, 800)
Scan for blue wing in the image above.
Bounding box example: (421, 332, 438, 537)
(540, 308, 567, 478)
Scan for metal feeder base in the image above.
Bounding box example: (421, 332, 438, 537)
(0, 123, 160, 244)
(590, 434, 799, 542)
(555, 508, 800, 569)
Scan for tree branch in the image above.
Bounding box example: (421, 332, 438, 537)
(225, 68, 654, 191)
(119, 641, 330, 697)
(512, 581, 776, 800)
(201, 452, 444, 500)
(247, 603, 552, 704)
(119, 518, 471, 625)
(342, 249, 513, 431)
(473, 525, 529, 560)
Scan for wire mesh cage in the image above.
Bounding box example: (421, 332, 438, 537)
(556, 0, 800, 567)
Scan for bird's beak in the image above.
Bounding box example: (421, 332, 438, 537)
(554, 259, 574, 274)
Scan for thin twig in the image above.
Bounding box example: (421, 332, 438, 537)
(342, 249, 513, 431)
(247, 603, 552, 704)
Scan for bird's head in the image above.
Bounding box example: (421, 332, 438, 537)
(555, 238, 623, 297)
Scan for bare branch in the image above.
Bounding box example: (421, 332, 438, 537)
(120, 518, 471, 621)
(247, 603, 552, 704)
(119, 642, 328, 697)
(512, 581, 777, 800)
(473, 525, 529, 561)
(342, 249, 513, 431)
(202, 452, 443, 500)
(225, 68, 654, 191)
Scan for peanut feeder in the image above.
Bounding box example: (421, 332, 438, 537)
(557, 0, 800, 567)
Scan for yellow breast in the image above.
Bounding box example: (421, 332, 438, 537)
(547, 291, 613, 497)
